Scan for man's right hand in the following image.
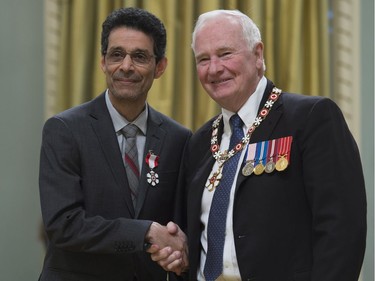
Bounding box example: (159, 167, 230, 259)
(146, 221, 189, 275)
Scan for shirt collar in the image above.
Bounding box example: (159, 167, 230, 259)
(105, 90, 148, 135)
(222, 76, 267, 134)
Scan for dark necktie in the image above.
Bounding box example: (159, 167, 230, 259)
(204, 114, 244, 281)
(122, 124, 140, 207)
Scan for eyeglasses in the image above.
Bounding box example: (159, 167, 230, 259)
(104, 50, 155, 67)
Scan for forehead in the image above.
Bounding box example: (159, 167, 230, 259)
(194, 17, 246, 53)
(107, 27, 154, 51)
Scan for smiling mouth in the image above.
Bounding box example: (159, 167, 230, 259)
(211, 78, 231, 84)
(116, 78, 138, 84)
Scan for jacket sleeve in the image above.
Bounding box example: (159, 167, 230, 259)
(300, 98, 366, 280)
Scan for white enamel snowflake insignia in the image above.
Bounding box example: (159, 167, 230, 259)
(228, 150, 235, 157)
(212, 116, 222, 128)
(211, 135, 218, 144)
(213, 151, 222, 159)
(254, 117, 263, 126)
(265, 100, 274, 108)
(242, 135, 250, 143)
(147, 171, 159, 186)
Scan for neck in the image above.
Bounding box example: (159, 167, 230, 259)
(109, 94, 146, 122)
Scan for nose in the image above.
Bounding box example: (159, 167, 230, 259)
(119, 54, 134, 71)
(207, 57, 223, 74)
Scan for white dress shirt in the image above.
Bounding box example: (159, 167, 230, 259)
(198, 76, 266, 280)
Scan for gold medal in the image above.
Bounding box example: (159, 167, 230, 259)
(265, 160, 276, 173)
(275, 156, 288, 171)
(254, 163, 265, 175)
(242, 161, 254, 176)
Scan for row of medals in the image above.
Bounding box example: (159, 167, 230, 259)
(242, 154, 289, 176)
(206, 153, 289, 191)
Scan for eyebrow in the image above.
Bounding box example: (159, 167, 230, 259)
(217, 46, 236, 52)
(195, 46, 236, 59)
(107, 46, 152, 54)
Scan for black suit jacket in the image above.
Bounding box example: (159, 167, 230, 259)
(184, 80, 366, 281)
(39, 92, 191, 281)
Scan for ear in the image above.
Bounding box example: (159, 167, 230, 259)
(100, 55, 106, 72)
(254, 42, 264, 69)
(154, 57, 168, 79)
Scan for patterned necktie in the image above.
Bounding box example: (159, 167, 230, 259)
(122, 124, 140, 207)
(204, 114, 244, 281)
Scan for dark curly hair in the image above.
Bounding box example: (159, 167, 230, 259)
(101, 7, 167, 63)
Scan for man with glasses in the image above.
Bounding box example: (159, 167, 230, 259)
(38, 7, 190, 281)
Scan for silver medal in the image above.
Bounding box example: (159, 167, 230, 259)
(242, 161, 254, 176)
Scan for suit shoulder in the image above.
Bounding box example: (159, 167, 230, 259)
(281, 92, 341, 115)
(281, 91, 338, 106)
(43, 94, 105, 131)
(150, 107, 192, 135)
(281, 91, 326, 103)
(190, 116, 218, 144)
(49, 94, 103, 122)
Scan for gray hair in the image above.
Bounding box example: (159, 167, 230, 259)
(191, 10, 266, 70)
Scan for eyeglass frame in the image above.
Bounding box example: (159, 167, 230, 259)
(103, 48, 156, 67)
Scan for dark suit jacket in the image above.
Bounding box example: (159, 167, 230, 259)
(39, 92, 191, 281)
(184, 80, 366, 281)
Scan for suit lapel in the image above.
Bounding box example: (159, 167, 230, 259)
(89, 93, 135, 217)
(191, 150, 215, 200)
(251, 80, 283, 142)
(134, 106, 166, 218)
(195, 119, 223, 197)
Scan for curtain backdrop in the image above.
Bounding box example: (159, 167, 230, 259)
(48, 0, 330, 130)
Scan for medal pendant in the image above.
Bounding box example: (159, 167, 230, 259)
(219, 151, 229, 162)
(146, 151, 160, 186)
(275, 156, 288, 171)
(242, 161, 254, 176)
(265, 161, 276, 173)
(205, 167, 223, 191)
(147, 170, 159, 187)
(254, 163, 265, 175)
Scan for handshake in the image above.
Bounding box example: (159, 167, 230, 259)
(145, 221, 189, 275)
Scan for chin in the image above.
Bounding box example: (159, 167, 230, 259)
(210, 90, 234, 101)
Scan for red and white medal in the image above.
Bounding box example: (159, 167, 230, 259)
(146, 151, 159, 187)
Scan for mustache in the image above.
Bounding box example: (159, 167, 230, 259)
(113, 72, 140, 81)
